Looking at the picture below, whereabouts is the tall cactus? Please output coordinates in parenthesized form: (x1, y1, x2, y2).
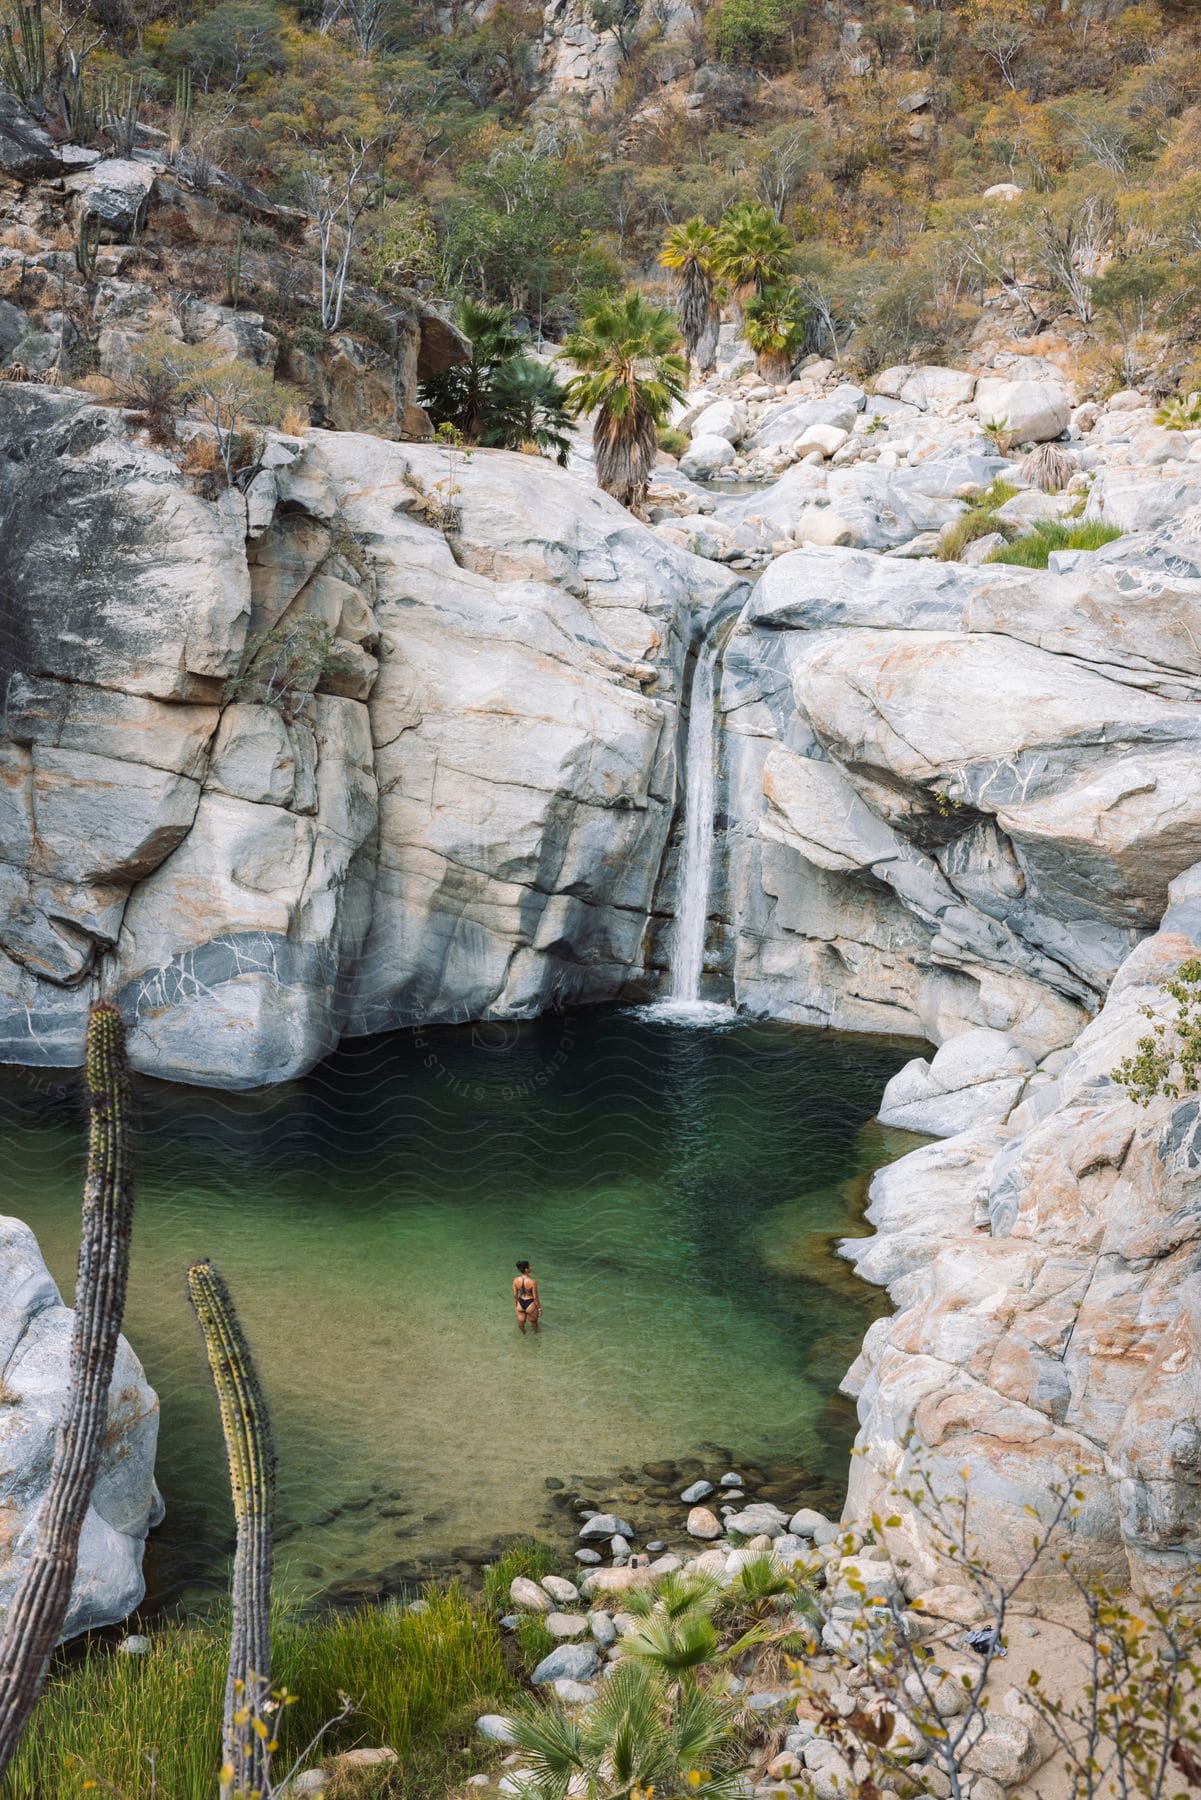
(0, 1003, 135, 1778)
(75, 211, 101, 280)
(187, 1260, 275, 1799)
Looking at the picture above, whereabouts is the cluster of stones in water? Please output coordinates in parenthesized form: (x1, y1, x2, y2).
(540, 1451, 830, 1572)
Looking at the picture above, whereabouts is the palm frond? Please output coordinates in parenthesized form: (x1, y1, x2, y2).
(621, 1611, 721, 1675)
(509, 1697, 586, 1785)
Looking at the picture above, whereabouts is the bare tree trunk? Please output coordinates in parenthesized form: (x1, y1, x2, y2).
(0, 1003, 135, 1779)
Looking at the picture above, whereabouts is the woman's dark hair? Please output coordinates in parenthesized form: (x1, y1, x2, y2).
(516, 1260, 530, 1273)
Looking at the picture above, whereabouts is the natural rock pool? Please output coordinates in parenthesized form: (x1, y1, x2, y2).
(0, 1011, 919, 1616)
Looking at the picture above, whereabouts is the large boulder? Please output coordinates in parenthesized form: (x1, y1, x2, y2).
(972, 377, 1070, 444)
(0, 91, 62, 180)
(897, 366, 976, 414)
(0, 1216, 161, 1637)
(679, 433, 735, 479)
(750, 389, 863, 449)
(64, 158, 157, 239)
(688, 398, 747, 444)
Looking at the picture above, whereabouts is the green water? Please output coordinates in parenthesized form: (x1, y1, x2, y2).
(0, 1011, 919, 1616)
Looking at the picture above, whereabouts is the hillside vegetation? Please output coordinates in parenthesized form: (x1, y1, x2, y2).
(3, 0, 1200, 395)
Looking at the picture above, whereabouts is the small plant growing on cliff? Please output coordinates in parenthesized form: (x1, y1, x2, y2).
(1111, 958, 1201, 1104)
(226, 614, 336, 719)
(430, 420, 470, 533)
(118, 333, 297, 480)
(981, 415, 1012, 455)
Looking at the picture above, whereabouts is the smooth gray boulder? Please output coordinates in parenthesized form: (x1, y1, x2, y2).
(679, 432, 735, 478)
(725, 1502, 789, 1537)
(973, 378, 1070, 443)
(878, 1028, 1035, 1136)
(476, 1714, 517, 1744)
(578, 1512, 633, 1539)
(0, 1216, 161, 1637)
(531, 1642, 599, 1684)
(688, 398, 747, 443)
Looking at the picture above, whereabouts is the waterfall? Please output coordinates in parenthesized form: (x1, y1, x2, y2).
(669, 637, 720, 1004)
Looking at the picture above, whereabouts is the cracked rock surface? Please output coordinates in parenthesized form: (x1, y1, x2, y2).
(0, 388, 741, 1086)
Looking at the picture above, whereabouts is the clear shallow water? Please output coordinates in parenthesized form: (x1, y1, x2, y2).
(0, 1012, 920, 1617)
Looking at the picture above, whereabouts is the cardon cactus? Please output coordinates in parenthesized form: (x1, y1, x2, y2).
(0, 1002, 135, 1778)
(187, 1260, 276, 1798)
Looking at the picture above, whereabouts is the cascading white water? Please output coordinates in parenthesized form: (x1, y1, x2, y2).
(669, 637, 720, 1003)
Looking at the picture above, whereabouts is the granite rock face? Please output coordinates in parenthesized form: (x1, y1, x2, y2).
(0, 1216, 162, 1636)
(841, 863, 1201, 1598)
(0, 387, 740, 1086)
(718, 533, 1201, 1058)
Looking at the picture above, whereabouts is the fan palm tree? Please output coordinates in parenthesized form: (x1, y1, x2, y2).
(742, 283, 808, 380)
(563, 292, 687, 513)
(419, 299, 525, 440)
(508, 1658, 745, 1800)
(660, 217, 722, 373)
(482, 357, 573, 464)
(713, 203, 793, 320)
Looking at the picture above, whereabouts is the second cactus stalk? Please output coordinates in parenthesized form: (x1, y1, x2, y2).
(187, 1259, 276, 1798)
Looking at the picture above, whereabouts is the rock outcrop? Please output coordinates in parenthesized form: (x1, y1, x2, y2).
(718, 527, 1201, 1060)
(841, 864, 1201, 1598)
(0, 385, 740, 1086)
(0, 1215, 162, 1635)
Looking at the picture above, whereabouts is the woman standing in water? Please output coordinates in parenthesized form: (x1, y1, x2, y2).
(513, 1260, 541, 1333)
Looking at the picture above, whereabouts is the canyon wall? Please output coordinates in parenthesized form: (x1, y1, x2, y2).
(0, 386, 740, 1088)
(719, 528, 1201, 1060)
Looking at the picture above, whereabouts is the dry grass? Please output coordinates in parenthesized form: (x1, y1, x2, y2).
(73, 373, 123, 403)
(180, 432, 221, 474)
(0, 1374, 20, 1406)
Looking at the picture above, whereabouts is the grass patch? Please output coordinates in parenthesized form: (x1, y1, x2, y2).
(935, 477, 1019, 562)
(657, 425, 690, 457)
(985, 520, 1123, 568)
(514, 1615, 557, 1671)
(5, 1587, 514, 1800)
(481, 1539, 561, 1615)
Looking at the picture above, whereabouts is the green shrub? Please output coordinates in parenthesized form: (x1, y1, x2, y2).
(1155, 394, 1201, 431)
(706, 0, 807, 67)
(1112, 958, 1201, 1104)
(935, 478, 1019, 562)
(985, 520, 1123, 568)
(657, 425, 690, 456)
